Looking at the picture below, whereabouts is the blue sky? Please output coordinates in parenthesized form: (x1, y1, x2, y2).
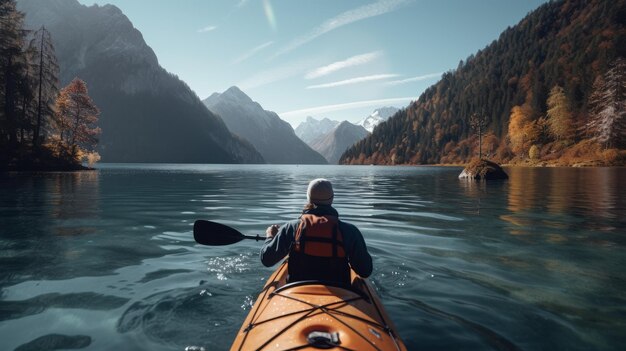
(77, 0, 547, 128)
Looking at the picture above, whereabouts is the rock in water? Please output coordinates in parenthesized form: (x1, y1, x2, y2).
(459, 159, 509, 180)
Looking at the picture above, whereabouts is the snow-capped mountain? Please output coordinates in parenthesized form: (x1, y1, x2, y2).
(203, 87, 327, 164)
(294, 116, 340, 144)
(357, 107, 400, 133)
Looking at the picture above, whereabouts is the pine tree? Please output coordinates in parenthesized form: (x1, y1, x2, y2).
(16, 48, 36, 143)
(29, 26, 59, 147)
(586, 58, 626, 149)
(0, 0, 28, 148)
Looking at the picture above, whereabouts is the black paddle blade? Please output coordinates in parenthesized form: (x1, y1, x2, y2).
(193, 220, 245, 246)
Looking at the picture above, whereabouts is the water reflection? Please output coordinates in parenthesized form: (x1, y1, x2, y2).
(1, 165, 625, 351)
(500, 167, 625, 237)
(507, 167, 622, 219)
(50, 172, 101, 236)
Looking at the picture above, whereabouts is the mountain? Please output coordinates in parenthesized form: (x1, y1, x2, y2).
(309, 121, 369, 164)
(341, 0, 625, 166)
(294, 116, 340, 144)
(17, 0, 264, 163)
(203, 87, 327, 164)
(356, 107, 400, 133)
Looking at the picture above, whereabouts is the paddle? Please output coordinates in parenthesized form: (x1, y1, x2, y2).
(193, 219, 267, 246)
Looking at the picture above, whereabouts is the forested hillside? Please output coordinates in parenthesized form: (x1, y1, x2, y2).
(341, 0, 625, 166)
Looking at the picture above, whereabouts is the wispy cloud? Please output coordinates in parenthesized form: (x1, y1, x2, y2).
(306, 74, 398, 89)
(238, 59, 317, 90)
(232, 41, 274, 65)
(280, 97, 414, 118)
(271, 0, 410, 59)
(385, 72, 443, 85)
(197, 25, 217, 33)
(305, 51, 383, 80)
(263, 0, 277, 32)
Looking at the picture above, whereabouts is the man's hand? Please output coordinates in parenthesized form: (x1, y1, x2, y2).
(266, 224, 279, 239)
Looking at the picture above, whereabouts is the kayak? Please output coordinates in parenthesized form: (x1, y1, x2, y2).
(230, 260, 407, 351)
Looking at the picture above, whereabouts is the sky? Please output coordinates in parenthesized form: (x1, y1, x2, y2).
(77, 0, 548, 128)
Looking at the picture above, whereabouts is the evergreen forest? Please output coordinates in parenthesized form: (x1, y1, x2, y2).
(341, 0, 626, 166)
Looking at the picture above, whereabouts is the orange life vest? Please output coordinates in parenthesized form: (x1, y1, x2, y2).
(294, 214, 345, 257)
(288, 214, 350, 284)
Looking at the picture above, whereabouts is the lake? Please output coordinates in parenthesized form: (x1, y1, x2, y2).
(1, 164, 625, 351)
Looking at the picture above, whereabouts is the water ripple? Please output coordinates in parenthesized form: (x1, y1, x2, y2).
(14, 334, 92, 351)
(2, 165, 625, 351)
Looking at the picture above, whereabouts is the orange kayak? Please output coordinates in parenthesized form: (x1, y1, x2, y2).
(230, 260, 407, 351)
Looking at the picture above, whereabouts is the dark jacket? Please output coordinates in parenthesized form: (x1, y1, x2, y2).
(260, 205, 373, 280)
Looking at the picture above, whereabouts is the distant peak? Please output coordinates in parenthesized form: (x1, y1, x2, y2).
(218, 86, 253, 103)
(371, 106, 399, 115)
(100, 3, 124, 15)
(338, 120, 353, 127)
(202, 92, 221, 107)
(206, 92, 220, 100)
(50, 0, 80, 6)
(224, 85, 245, 96)
(22, 0, 81, 11)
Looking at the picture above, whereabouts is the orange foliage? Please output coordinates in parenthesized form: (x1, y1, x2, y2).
(508, 105, 532, 156)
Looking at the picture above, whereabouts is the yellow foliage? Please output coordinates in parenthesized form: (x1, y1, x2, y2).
(84, 152, 101, 167)
(529, 144, 539, 159)
(508, 105, 532, 156)
(546, 85, 574, 141)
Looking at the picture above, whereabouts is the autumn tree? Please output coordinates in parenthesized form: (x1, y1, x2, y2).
(29, 26, 59, 147)
(546, 85, 574, 142)
(55, 78, 101, 161)
(586, 58, 626, 149)
(508, 105, 532, 156)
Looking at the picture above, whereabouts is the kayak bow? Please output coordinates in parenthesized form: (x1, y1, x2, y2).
(230, 260, 406, 351)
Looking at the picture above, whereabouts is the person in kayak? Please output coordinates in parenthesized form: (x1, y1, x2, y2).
(260, 178, 373, 284)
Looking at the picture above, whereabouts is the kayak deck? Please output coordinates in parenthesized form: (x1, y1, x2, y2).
(230, 261, 406, 351)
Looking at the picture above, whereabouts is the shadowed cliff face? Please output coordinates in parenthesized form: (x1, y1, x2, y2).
(17, 0, 264, 164)
(309, 121, 370, 164)
(204, 86, 327, 164)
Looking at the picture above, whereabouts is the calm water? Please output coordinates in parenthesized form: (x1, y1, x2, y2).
(1, 164, 625, 351)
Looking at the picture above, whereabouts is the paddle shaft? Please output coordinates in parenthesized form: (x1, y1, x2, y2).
(243, 234, 267, 241)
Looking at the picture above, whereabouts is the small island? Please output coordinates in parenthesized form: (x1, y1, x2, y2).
(1, 10, 100, 172)
(459, 159, 509, 180)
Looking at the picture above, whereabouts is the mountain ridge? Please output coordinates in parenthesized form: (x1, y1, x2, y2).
(310, 121, 369, 164)
(17, 0, 264, 163)
(203, 87, 327, 164)
(295, 116, 340, 144)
